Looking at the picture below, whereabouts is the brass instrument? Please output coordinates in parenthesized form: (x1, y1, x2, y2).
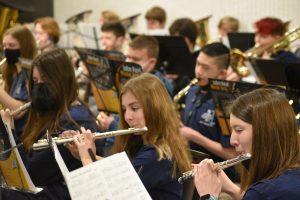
(173, 78, 198, 111)
(230, 27, 300, 77)
(33, 126, 148, 150)
(9, 102, 31, 116)
(195, 15, 212, 48)
(178, 153, 251, 184)
(0, 6, 18, 40)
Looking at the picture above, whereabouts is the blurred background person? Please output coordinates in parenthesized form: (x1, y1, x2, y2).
(145, 6, 169, 35)
(169, 17, 199, 53)
(253, 17, 299, 62)
(217, 16, 239, 47)
(100, 22, 126, 52)
(0, 25, 37, 137)
(99, 10, 120, 28)
(34, 16, 60, 53)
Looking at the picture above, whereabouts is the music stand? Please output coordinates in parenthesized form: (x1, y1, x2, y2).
(76, 48, 142, 113)
(0, 117, 41, 193)
(209, 78, 284, 136)
(228, 32, 255, 51)
(130, 33, 197, 78)
(252, 58, 300, 113)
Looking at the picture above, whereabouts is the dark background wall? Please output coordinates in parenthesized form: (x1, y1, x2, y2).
(0, 0, 53, 23)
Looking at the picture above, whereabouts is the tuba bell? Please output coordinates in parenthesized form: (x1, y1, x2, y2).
(230, 26, 300, 77)
(194, 15, 212, 48)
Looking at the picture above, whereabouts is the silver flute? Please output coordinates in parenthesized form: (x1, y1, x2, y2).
(33, 126, 148, 150)
(9, 102, 31, 116)
(178, 153, 251, 184)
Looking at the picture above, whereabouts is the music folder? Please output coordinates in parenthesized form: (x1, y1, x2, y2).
(0, 117, 42, 193)
(208, 78, 284, 136)
(51, 141, 152, 200)
(228, 32, 255, 51)
(130, 33, 197, 78)
(75, 48, 142, 113)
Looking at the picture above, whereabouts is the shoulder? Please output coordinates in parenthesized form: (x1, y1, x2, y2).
(244, 169, 300, 200)
(132, 145, 170, 167)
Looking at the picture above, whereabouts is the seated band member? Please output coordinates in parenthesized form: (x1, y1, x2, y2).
(254, 17, 299, 63)
(100, 22, 126, 52)
(180, 42, 237, 181)
(0, 25, 37, 137)
(34, 17, 60, 53)
(1, 49, 101, 200)
(66, 73, 192, 200)
(194, 88, 300, 200)
(145, 6, 169, 35)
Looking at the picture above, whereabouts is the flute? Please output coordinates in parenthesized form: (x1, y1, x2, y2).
(178, 153, 251, 184)
(9, 102, 31, 116)
(33, 126, 148, 150)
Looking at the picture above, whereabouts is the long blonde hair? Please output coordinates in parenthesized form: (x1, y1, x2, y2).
(113, 73, 191, 176)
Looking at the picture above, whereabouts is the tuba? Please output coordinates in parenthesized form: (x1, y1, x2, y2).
(230, 26, 300, 77)
(0, 6, 18, 41)
(194, 15, 212, 48)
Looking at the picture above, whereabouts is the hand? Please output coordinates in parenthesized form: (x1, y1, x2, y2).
(97, 112, 114, 131)
(194, 159, 221, 197)
(0, 109, 14, 129)
(61, 130, 81, 160)
(73, 127, 96, 166)
(226, 67, 241, 81)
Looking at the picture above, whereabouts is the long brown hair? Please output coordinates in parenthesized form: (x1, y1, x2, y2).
(22, 49, 78, 150)
(230, 88, 300, 191)
(113, 73, 191, 176)
(2, 25, 37, 92)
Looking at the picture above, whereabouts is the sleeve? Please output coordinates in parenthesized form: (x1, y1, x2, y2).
(131, 147, 172, 190)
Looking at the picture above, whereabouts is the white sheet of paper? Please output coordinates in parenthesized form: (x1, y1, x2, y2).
(51, 141, 70, 181)
(53, 148, 151, 200)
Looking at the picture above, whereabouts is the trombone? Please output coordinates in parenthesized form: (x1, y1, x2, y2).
(33, 127, 148, 150)
(230, 26, 300, 77)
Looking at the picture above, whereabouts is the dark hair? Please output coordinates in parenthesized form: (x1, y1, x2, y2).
(169, 18, 198, 45)
(22, 49, 78, 150)
(145, 6, 166, 24)
(129, 35, 159, 58)
(201, 42, 230, 69)
(101, 22, 126, 37)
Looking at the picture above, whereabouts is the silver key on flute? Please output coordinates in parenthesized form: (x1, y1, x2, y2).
(33, 127, 148, 150)
(178, 153, 251, 184)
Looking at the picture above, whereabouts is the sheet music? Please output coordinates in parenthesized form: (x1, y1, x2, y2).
(53, 150, 151, 200)
(51, 142, 69, 181)
(3, 122, 42, 193)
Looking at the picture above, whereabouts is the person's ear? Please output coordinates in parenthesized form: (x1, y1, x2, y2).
(217, 69, 227, 79)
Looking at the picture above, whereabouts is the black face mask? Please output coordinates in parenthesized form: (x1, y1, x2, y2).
(31, 83, 59, 114)
(4, 49, 21, 65)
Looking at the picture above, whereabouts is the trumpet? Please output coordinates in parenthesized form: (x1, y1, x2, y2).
(178, 153, 251, 184)
(33, 126, 148, 150)
(9, 102, 31, 116)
